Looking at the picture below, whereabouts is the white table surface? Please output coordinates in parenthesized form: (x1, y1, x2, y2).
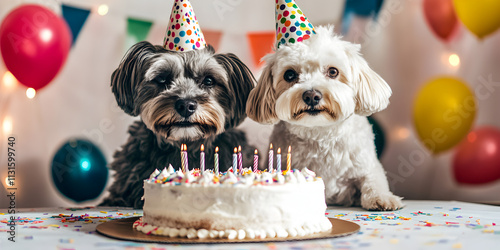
(1, 200, 499, 249)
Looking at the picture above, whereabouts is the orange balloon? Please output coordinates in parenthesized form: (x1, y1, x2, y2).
(423, 0, 459, 41)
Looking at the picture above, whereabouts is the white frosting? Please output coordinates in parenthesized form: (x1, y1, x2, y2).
(157, 167, 170, 180)
(209, 230, 218, 238)
(149, 169, 160, 180)
(169, 228, 179, 237)
(179, 228, 187, 237)
(167, 164, 175, 174)
(186, 228, 197, 239)
(135, 168, 332, 239)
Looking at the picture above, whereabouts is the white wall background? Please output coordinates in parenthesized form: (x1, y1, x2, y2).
(0, 0, 499, 208)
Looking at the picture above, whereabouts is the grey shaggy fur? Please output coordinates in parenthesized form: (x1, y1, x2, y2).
(100, 42, 256, 208)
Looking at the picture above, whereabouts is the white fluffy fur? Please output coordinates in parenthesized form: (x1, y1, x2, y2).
(248, 26, 403, 211)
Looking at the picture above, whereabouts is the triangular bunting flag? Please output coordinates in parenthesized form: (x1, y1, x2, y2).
(61, 4, 91, 46)
(126, 18, 153, 49)
(342, 0, 384, 34)
(247, 32, 275, 68)
(203, 30, 223, 51)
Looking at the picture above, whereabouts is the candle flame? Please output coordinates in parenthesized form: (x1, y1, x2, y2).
(277, 148, 281, 154)
(234, 147, 238, 153)
(288, 145, 291, 153)
(238, 145, 242, 152)
(215, 146, 219, 153)
(254, 149, 258, 154)
(200, 144, 204, 151)
(270, 143, 273, 150)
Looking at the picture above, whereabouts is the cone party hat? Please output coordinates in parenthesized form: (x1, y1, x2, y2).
(275, 0, 316, 48)
(164, 0, 206, 52)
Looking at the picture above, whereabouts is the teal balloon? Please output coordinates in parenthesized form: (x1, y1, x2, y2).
(51, 139, 108, 202)
(368, 116, 386, 159)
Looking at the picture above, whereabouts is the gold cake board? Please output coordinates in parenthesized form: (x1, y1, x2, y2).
(96, 217, 360, 244)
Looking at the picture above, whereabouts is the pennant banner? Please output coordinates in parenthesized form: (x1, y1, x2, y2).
(247, 32, 275, 68)
(203, 30, 223, 52)
(126, 18, 153, 50)
(342, 0, 384, 34)
(61, 4, 91, 45)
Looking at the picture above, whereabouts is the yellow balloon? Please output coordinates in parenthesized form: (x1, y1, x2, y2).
(453, 0, 500, 38)
(413, 77, 476, 154)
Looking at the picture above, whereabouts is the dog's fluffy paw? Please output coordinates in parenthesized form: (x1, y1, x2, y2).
(361, 192, 404, 211)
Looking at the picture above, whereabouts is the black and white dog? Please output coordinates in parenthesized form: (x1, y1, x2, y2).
(101, 41, 256, 208)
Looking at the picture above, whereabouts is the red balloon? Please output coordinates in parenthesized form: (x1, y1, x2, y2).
(0, 5, 71, 90)
(453, 127, 500, 185)
(423, 0, 459, 41)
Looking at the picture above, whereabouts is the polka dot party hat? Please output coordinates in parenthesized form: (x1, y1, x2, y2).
(275, 0, 316, 48)
(164, 0, 206, 52)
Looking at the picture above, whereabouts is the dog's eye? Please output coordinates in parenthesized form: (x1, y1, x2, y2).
(155, 77, 166, 84)
(153, 74, 169, 85)
(327, 67, 339, 79)
(284, 69, 298, 83)
(202, 76, 215, 87)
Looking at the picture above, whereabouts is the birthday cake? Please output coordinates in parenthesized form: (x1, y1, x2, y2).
(133, 166, 332, 239)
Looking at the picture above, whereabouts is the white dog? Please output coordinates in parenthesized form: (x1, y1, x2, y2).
(246, 26, 403, 211)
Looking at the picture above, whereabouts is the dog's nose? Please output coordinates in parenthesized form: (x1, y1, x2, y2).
(302, 90, 322, 106)
(175, 99, 198, 118)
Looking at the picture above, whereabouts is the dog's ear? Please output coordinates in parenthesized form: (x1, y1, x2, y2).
(111, 41, 157, 116)
(214, 53, 256, 128)
(246, 58, 279, 124)
(346, 44, 392, 116)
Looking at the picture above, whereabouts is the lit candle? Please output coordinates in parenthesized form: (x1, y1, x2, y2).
(277, 147, 282, 174)
(214, 146, 219, 175)
(233, 147, 238, 174)
(253, 149, 259, 173)
(200, 144, 205, 174)
(184, 144, 189, 172)
(286, 146, 292, 172)
(180, 144, 186, 173)
(238, 145, 243, 173)
(268, 143, 274, 173)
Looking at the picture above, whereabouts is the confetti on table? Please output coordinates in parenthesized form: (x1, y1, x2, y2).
(0, 201, 498, 249)
(0, 217, 45, 225)
(354, 213, 411, 221)
(411, 211, 432, 216)
(389, 238, 399, 244)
